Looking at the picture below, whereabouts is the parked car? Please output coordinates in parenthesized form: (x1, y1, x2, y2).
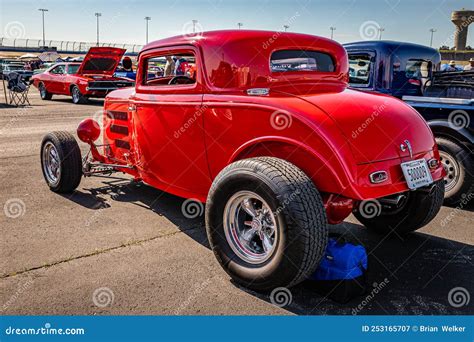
(30, 47, 134, 104)
(1, 63, 33, 81)
(344, 40, 473, 205)
(40, 30, 445, 290)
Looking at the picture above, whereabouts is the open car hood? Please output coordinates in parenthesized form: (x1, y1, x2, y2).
(76, 47, 126, 76)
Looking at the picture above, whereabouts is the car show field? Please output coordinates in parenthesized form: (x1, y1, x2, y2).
(1, 84, 472, 315)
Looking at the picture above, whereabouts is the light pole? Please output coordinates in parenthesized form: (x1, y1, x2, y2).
(145, 16, 151, 44)
(378, 27, 385, 40)
(283, 25, 289, 32)
(95, 12, 102, 46)
(38, 8, 48, 47)
(192, 19, 198, 33)
(429, 28, 436, 47)
(237, 22, 243, 30)
(330, 26, 336, 40)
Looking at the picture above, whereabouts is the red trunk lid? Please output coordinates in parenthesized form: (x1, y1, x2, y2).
(76, 47, 126, 76)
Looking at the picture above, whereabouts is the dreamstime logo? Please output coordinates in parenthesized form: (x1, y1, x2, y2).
(359, 21, 381, 40)
(352, 278, 390, 315)
(4, 21, 26, 39)
(358, 199, 381, 219)
(181, 21, 204, 38)
(92, 287, 115, 307)
(3, 198, 26, 218)
(181, 198, 204, 219)
(270, 287, 292, 307)
(440, 191, 473, 227)
(448, 110, 470, 131)
(270, 110, 292, 130)
(448, 287, 470, 308)
(91, 109, 113, 132)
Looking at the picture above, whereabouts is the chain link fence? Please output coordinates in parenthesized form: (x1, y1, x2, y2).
(0, 37, 143, 53)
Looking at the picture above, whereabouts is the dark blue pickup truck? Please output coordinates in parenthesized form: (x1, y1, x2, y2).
(344, 41, 473, 205)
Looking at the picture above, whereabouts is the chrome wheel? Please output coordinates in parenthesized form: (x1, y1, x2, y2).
(72, 87, 80, 103)
(223, 191, 278, 264)
(42, 141, 61, 186)
(439, 150, 460, 192)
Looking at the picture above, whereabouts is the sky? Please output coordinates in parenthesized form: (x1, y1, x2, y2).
(0, 0, 473, 48)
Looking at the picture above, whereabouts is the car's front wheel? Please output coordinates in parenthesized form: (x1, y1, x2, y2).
(41, 131, 82, 193)
(206, 157, 328, 291)
(354, 179, 444, 235)
(71, 85, 88, 104)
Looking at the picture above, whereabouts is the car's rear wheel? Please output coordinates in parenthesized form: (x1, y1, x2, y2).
(71, 85, 88, 104)
(38, 83, 52, 100)
(436, 137, 474, 206)
(206, 157, 328, 291)
(41, 131, 82, 193)
(354, 179, 444, 235)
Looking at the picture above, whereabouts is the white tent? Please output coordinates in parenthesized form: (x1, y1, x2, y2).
(38, 51, 61, 62)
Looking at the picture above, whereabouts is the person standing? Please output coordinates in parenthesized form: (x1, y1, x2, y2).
(164, 56, 175, 76)
(464, 58, 474, 71)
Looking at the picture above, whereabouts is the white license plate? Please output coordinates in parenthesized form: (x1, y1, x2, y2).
(401, 159, 433, 190)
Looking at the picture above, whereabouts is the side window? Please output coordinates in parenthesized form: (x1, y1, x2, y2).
(50, 65, 65, 74)
(143, 52, 196, 86)
(348, 54, 372, 85)
(405, 59, 431, 80)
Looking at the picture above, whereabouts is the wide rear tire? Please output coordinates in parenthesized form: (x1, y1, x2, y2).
(40, 131, 82, 193)
(354, 179, 444, 235)
(206, 157, 328, 291)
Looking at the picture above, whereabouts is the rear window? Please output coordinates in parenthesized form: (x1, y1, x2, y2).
(270, 50, 335, 72)
(82, 58, 117, 72)
(348, 53, 372, 85)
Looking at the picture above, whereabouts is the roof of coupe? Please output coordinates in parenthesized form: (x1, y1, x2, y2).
(141, 30, 350, 89)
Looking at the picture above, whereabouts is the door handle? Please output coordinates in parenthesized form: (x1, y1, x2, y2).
(128, 103, 137, 111)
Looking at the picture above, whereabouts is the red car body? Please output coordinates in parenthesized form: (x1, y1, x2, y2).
(79, 30, 444, 224)
(31, 47, 134, 102)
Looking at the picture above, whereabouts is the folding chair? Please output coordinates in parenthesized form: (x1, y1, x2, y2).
(6, 72, 30, 106)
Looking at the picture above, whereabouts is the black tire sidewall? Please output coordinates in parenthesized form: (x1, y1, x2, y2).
(41, 133, 64, 192)
(40, 132, 82, 193)
(208, 171, 309, 289)
(39, 83, 49, 100)
(354, 179, 445, 235)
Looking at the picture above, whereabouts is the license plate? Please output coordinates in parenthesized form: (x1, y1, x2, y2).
(401, 159, 433, 190)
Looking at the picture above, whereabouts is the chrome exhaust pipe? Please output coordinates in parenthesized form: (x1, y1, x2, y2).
(379, 194, 407, 207)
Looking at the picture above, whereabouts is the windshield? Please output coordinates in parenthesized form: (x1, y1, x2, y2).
(270, 50, 335, 72)
(67, 65, 80, 74)
(348, 54, 372, 85)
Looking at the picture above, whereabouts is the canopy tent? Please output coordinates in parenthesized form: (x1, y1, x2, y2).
(38, 51, 61, 62)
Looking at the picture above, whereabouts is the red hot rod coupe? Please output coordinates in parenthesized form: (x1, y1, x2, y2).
(40, 30, 445, 290)
(31, 47, 134, 104)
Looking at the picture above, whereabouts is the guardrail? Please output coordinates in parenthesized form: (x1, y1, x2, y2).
(0, 37, 144, 55)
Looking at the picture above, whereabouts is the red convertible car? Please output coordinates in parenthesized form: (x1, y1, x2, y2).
(31, 47, 134, 104)
(40, 30, 445, 291)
